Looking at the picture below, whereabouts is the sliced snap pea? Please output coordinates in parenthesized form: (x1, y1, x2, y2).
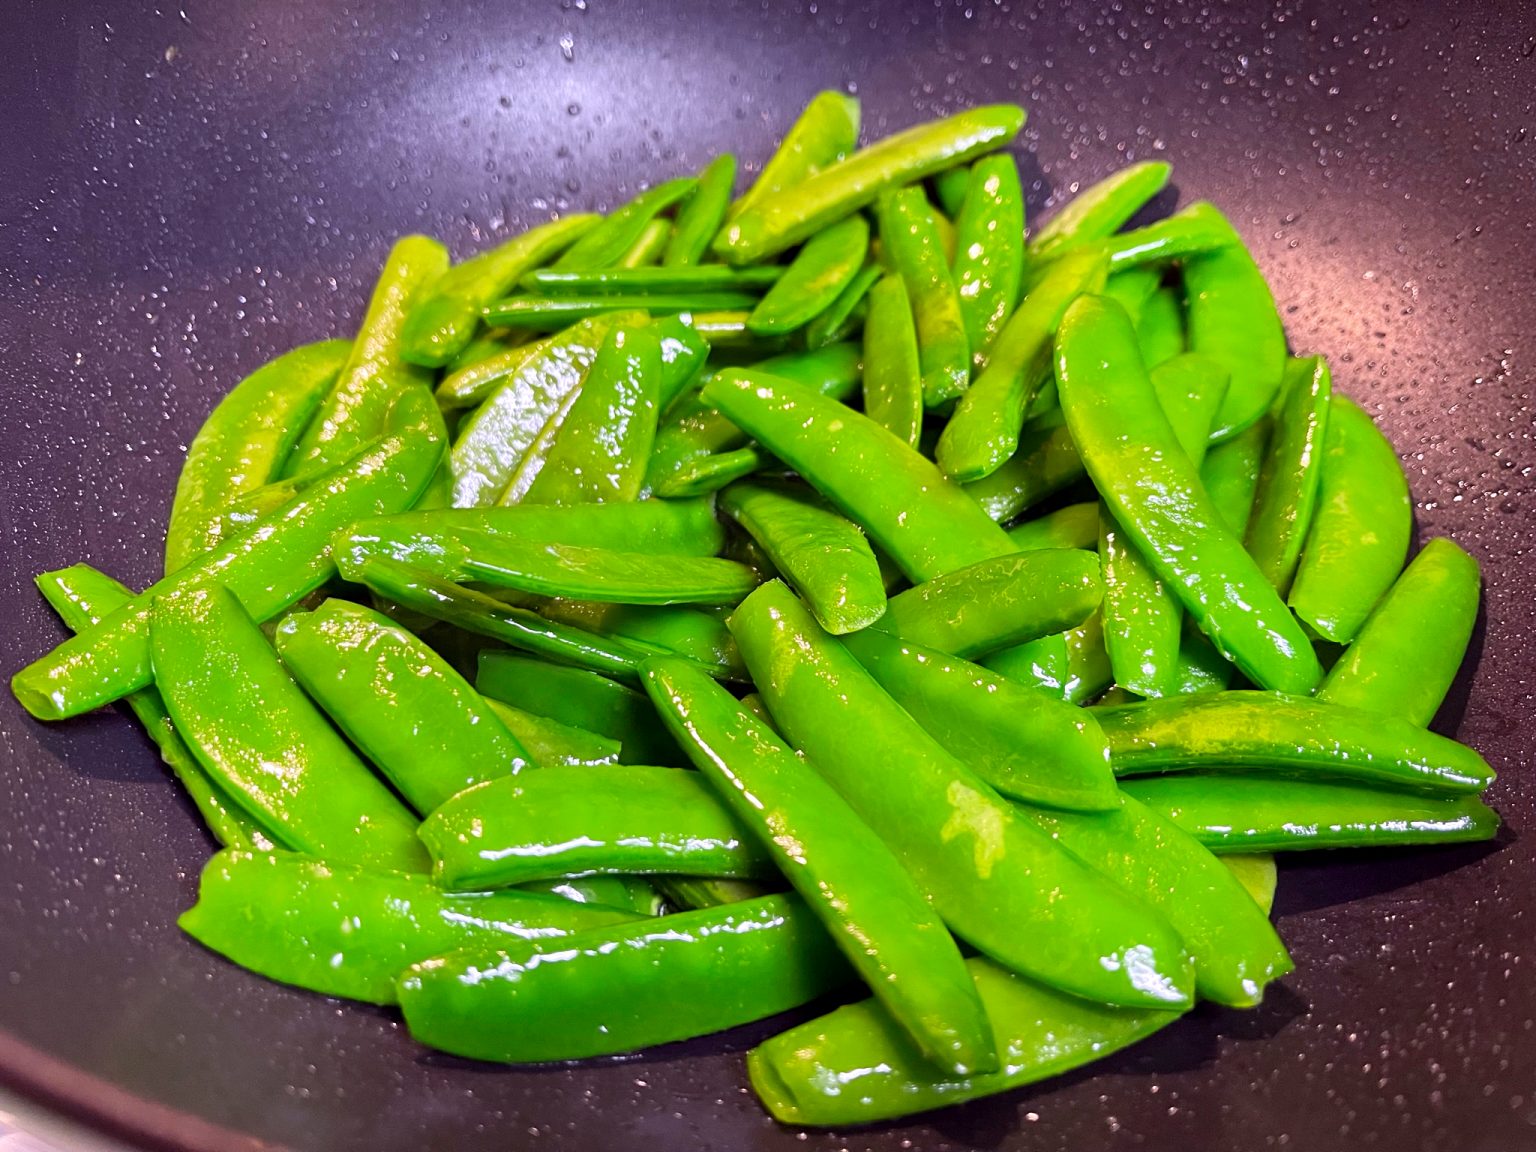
(483, 292, 758, 328)
(1137, 283, 1185, 368)
(664, 154, 739, 266)
(747, 214, 869, 335)
(877, 186, 971, 407)
(485, 699, 620, 767)
(951, 153, 1025, 367)
(962, 412, 1085, 522)
(860, 274, 924, 447)
(521, 265, 780, 296)
(1288, 395, 1413, 642)
(1006, 501, 1099, 552)
(730, 90, 861, 222)
(716, 105, 1025, 264)
(1096, 690, 1495, 795)
(1028, 160, 1171, 256)
(617, 218, 672, 268)
(1245, 356, 1332, 594)
(804, 262, 881, 349)
(552, 177, 698, 271)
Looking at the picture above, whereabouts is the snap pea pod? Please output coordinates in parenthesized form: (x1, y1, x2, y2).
(617, 218, 672, 268)
(522, 265, 780, 296)
(877, 186, 972, 407)
(35, 565, 269, 851)
(454, 536, 758, 606)
(446, 326, 527, 374)
(1222, 854, 1278, 911)
(644, 657, 996, 1076)
(483, 292, 758, 329)
(436, 328, 576, 411)
(420, 767, 773, 889)
(962, 412, 1086, 522)
(164, 340, 350, 572)
(1006, 501, 1099, 551)
(1183, 210, 1287, 441)
(663, 154, 739, 266)
(1028, 160, 1171, 256)
(401, 215, 599, 367)
(718, 480, 886, 634)
(1201, 416, 1269, 535)
(1137, 284, 1185, 367)
(519, 876, 664, 915)
(747, 214, 869, 335)
(931, 164, 972, 219)
(748, 954, 1183, 1126)
(840, 628, 1118, 812)
(981, 632, 1072, 697)
(656, 448, 764, 496)
(552, 177, 698, 272)
(653, 876, 776, 911)
(1101, 265, 1163, 322)
(1079, 200, 1237, 272)
(1096, 691, 1495, 795)
(180, 850, 638, 1005)
(715, 105, 1026, 264)
(1288, 395, 1413, 642)
(874, 550, 1103, 660)
(287, 235, 448, 474)
(195, 472, 321, 548)
(13, 393, 443, 721)
(534, 599, 747, 680)
(1122, 776, 1499, 853)
(1245, 356, 1332, 594)
(149, 585, 427, 872)
(732, 581, 1193, 1009)
(1059, 611, 1114, 704)
(1318, 538, 1480, 725)
(485, 699, 620, 767)
(476, 651, 683, 766)
(1056, 295, 1322, 695)
(937, 249, 1107, 482)
(398, 893, 852, 1063)
(804, 262, 881, 349)
(860, 274, 924, 446)
(729, 90, 861, 222)
(274, 599, 528, 813)
(702, 369, 1017, 582)
(952, 153, 1025, 366)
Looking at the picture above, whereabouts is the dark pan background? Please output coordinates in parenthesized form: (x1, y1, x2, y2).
(3, 1, 1535, 1149)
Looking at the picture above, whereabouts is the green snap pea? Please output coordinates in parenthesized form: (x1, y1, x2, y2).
(1137, 284, 1185, 367)
(485, 699, 620, 767)
(274, 599, 528, 813)
(1201, 414, 1269, 535)
(446, 327, 528, 374)
(1028, 160, 1171, 257)
(1221, 854, 1278, 911)
(1006, 501, 1099, 551)
(1056, 295, 1322, 695)
(401, 215, 598, 367)
(962, 412, 1086, 522)
(552, 177, 698, 271)
(1245, 356, 1332, 594)
(483, 292, 758, 329)
(719, 480, 886, 634)
(981, 632, 1073, 697)
(518, 876, 664, 916)
(180, 850, 638, 1005)
(1318, 538, 1481, 725)
(730, 90, 861, 222)
(398, 893, 851, 1063)
(534, 599, 747, 680)
(876, 185, 971, 407)
(1122, 776, 1500, 853)
(715, 105, 1026, 265)
(521, 265, 781, 296)
(656, 448, 764, 496)
(840, 628, 1118, 812)
(164, 340, 350, 572)
(287, 235, 448, 475)
(643, 657, 997, 1076)
(149, 585, 427, 872)
(951, 153, 1025, 366)
(937, 249, 1107, 482)
(1060, 611, 1113, 704)
(731, 581, 1193, 1009)
(420, 767, 773, 889)
(930, 164, 971, 219)
(701, 368, 1017, 582)
(747, 214, 869, 335)
(653, 876, 777, 911)
(617, 218, 672, 268)
(804, 262, 882, 349)
(1101, 265, 1163, 322)
(1096, 691, 1495, 795)
(664, 154, 739, 266)
(1288, 395, 1413, 642)
(860, 274, 924, 446)
(1085, 200, 1237, 272)
(453, 536, 758, 606)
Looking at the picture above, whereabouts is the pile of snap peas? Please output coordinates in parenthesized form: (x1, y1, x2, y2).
(12, 90, 1499, 1127)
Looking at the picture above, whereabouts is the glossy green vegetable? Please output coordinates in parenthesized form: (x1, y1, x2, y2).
(643, 657, 997, 1076)
(702, 369, 1017, 582)
(401, 215, 598, 367)
(860, 274, 924, 446)
(1201, 418, 1269, 535)
(164, 340, 350, 572)
(729, 90, 861, 222)
(962, 412, 1085, 522)
(747, 214, 868, 335)
(535, 599, 746, 680)
(982, 631, 1073, 697)
(1137, 284, 1185, 367)
(1006, 501, 1098, 551)
(731, 581, 1193, 1009)
(552, 177, 698, 271)
(452, 535, 758, 605)
(485, 699, 620, 767)
(931, 164, 971, 218)
(274, 599, 527, 813)
(715, 105, 1025, 264)
(1096, 691, 1495, 795)
(1056, 295, 1322, 695)
(483, 292, 757, 328)
(1221, 854, 1278, 911)
(877, 185, 971, 406)
(446, 326, 528, 374)
(1028, 161, 1171, 256)
(1086, 200, 1236, 271)
(1288, 395, 1413, 642)
(618, 218, 672, 268)
(1123, 776, 1499, 853)
(398, 894, 851, 1063)
(520, 876, 663, 915)
(149, 585, 427, 872)
(718, 480, 885, 634)
(952, 153, 1025, 366)
(420, 767, 772, 889)
(1245, 356, 1332, 594)
(653, 876, 775, 911)
(804, 262, 881, 349)
(664, 154, 739, 266)
(1318, 539, 1481, 725)
(180, 850, 637, 1004)
(522, 265, 780, 296)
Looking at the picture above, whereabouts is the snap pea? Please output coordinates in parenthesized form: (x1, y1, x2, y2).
(701, 368, 1017, 582)
(962, 411, 1086, 522)
(804, 262, 882, 349)
(731, 581, 1193, 1009)
(684, 310, 790, 352)
(552, 177, 698, 272)
(840, 628, 1118, 812)
(421, 767, 772, 889)
(1061, 611, 1113, 704)
(164, 340, 350, 572)
(747, 214, 869, 335)
(485, 699, 620, 767)
(1006, 501, 1099, 551)
(729, 90, 861, 222)
(931, 164, 971, 219)
(534, 599, 747, 680)
(1318, 538, 1480, 725)
(180, 850, 638, 1005)
(1137, 284, 1185, 367)
(273, 599, 528, 814)
(483, 292, 758, 329)
(1222, 854, 1278, 912)
(1096, 691, 1495, 795)
(1288, 395, 1413, 642)
(644, 657, 996, 1076)
(656, 448, 764, 496)
(522, 265, 780, 296)
(877, 186, 972, 406)
(617, 218, 672, 268)
(446, 326, 528, 374)
(981, 631, 1073, 698)
(1123, 776, 1499, 853)
(1082, 200, 1237, 272)
(1028, 160, 1171, 257)
(518, 876, 664, 916)
(287, 235, 448, 474)
(1056, 295, 1322, 695)
(951, 153, 1025, 366)
(397, 893, 851, 1063)
(860, 274, 924, 446)
(1245, 356, 1332, 594)
(715, 105, 1026, 264)
(653, 876, 776, 911)
(664, 154, 739, 266)
(718, 480, 885, 634)
(453, 536, 758, 605)
(1101, 265, 1163, 322)
(401, 215, 598, 367)
(149, 585, 427, 872)
(1201, 417, 1269, 535)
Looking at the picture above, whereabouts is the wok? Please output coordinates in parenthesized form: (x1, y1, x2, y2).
(1, 1, 1532, 1149)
